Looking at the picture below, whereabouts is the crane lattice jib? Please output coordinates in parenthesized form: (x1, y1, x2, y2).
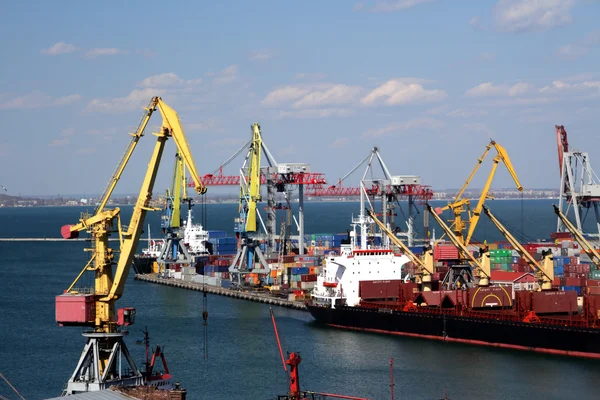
(464, 141, 523, 245)
(241, 123, 262, 233)
(156, 99, 207, 195)
(106, 99, 207, 303)
(553, 204, 600, 267)
(95, 97, 160, 214)
(483, 205, 553, 285)
(426, 204, 487, 277)
(367, 209, 429, 273)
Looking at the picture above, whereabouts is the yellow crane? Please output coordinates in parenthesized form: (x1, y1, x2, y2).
(553, 204, 600, 267)
(162, 152, 189, 233)
(437, 140, 523, 245)
(57, 96, 206, 394)
(426, 204, 491, 287)
(483, 205, 554, 290)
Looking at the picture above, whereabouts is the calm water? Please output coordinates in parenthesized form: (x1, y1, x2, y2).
(1, 201, 599, 400)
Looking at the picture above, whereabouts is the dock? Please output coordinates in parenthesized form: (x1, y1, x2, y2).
(0, 238, 151, 242)
(134, 274, 308, 311)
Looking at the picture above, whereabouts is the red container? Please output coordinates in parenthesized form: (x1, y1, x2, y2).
(56, 293, 95, 325)
(565, 277, 582, 287)
(587, 286, 600, 295)
(551, 232, 572, 239)
(359, 280, 403, 300)
(586, 279, 600, 287)
(434, 245, 459, 260)
(532, 290, 578, 314)
(515, 291, 533, 311)
(399, 282, 419, 302)
(301, 274, 317, 282)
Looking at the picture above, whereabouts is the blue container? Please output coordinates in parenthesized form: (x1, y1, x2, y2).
(208, 230, 228, 239)
(220, 279, 231, 289)
(563, 286, 581, 295)
(512, 256, 519, 264)
(554, 266, 564, 275)
(292, 267, 309, 275)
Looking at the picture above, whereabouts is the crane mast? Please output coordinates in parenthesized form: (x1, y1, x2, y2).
(57, 97, 206, 394)
(438, 140, 522, 245)
(554, 204, 600, 267)
(483, 206, 554, 290)
(366, 209, 435, 290)
(426, 204, 491, 286)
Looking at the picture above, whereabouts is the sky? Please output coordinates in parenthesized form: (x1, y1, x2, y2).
(1, 0, 600, 196)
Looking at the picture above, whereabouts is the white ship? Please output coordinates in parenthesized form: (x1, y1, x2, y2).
(311, 212, 411, 308)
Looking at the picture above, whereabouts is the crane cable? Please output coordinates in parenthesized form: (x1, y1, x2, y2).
(202, 281, 208, 360)
(0, 372, 25, 400)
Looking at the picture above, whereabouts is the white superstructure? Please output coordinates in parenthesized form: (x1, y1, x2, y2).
(182, 208, 210, 255)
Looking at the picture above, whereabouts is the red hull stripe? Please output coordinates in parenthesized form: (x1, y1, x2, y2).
(327, 324, 600, 360)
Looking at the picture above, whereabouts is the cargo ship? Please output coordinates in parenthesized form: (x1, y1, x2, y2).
(307, 206, 600, 359)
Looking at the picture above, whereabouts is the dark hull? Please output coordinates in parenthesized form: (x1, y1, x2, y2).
(133, 256, 156, 274)
(306, 304, 600, 359)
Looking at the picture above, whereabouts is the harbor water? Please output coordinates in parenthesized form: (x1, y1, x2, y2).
(1, 200, 600, 399)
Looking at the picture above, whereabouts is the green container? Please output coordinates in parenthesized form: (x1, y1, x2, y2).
(501, 263, 509, 270)
(591, 270, 600, 279)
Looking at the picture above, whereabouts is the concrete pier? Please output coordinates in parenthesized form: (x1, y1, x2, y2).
(134, 274, 308, 311)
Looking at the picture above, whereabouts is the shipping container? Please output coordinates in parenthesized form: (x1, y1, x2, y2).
(532, 290, 578, 314)
(359, 280, 403, 300)
(56, 293, 95, 325)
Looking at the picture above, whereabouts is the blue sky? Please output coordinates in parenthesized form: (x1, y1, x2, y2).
(1, 0, 600, 196)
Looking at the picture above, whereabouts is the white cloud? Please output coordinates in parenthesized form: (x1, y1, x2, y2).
(213, 65, 239, 85)
(465, 81, 533, 97)
(495, 0, 576, 32)
(556, 44, 588, 60)
(85, 88, 160, 113)
(355, 0, 436, 12)
(75, 147, 96, 155)
(361, 79, 447, 106)
(49, 138, 70, 147)
(139, 73, 202, 88)
(0, 92, 82, 109)
(292, 84, 362, 108)
(262, 86, 311, 106)
(280, 108, 353, 119)
(540, 80, 600, 94)
(469, 16, 483, 30)
(41, 42, 79, 55)
(249, 49, 272, 61)
(462, 122, 494, 136)
(330, 138, 349, 148)
(54, 94, 83, 106)
(85, 48, 126, 58)
(447, 108, 488, 118)
(48, 128, 76, 147)
(263, 83, 362, 110)
(479, 52, 496, 62)
(295, 72, 326, 81)
(363, 118, 444, 138)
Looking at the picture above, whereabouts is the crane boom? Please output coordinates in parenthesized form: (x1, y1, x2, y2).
(95, 97, 160, 214)
(426, 204, 491, 285)
(244, 123, 262, 232)
(483, 205, 553, 290)
(553, 204, 600, 267)
(438, 140, 522, 245)
(465, 141, 523, 245)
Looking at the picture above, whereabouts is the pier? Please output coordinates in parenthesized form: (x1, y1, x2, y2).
(134, 274, 308, 311)
(0, 238, 151, 242)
